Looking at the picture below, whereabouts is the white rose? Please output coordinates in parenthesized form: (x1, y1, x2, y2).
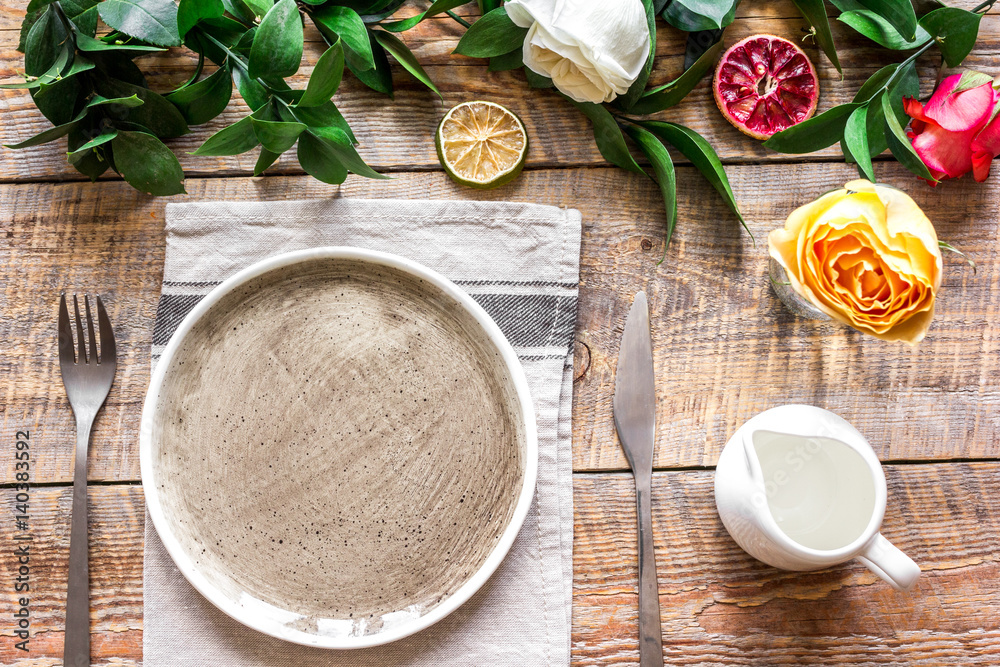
(505, 0, 650, 105)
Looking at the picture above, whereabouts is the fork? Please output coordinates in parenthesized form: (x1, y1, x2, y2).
(58, 294, 117, 667)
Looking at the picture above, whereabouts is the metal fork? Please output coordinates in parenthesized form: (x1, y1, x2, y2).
(58, 294, 117, 667)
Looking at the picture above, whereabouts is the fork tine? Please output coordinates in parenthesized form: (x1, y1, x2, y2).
(73, 295, 87, 363)
(96, 296, 116, 365)
(84, 296, 98, 364)
(58, 294, 76, 364)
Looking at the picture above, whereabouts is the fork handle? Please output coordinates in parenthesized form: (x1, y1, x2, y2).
(64, 417, 92, 667)
(635, 471, 663, 667)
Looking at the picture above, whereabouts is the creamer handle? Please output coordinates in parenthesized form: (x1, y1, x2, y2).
(858, 533, 920, 591)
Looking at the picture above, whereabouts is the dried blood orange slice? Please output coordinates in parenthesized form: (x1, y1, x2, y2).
(713, 34, 819, 140)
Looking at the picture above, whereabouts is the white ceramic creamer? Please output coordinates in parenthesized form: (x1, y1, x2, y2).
(714, 405, 920, 591)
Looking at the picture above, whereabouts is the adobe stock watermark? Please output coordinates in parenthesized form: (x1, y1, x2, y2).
(11, 430, 32, 652)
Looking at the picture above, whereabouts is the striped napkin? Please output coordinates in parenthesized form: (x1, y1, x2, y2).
(143, 198, 581, 666)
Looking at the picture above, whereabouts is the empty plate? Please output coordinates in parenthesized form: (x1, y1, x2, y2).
(140, 248, 537, 648)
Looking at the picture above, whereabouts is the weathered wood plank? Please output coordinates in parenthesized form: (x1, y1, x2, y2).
(573, 464, 1000, 665)
(1, 11, 997, 180)
(0, 485, 143, 667)
(1, 163, 997, 484)
(2, 464, 998, 665)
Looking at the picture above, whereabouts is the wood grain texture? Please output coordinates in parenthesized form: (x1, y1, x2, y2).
(0, 485, 142, 667)
(573, 464, 1000, 665)
(2, 464, 998, 665)
(0, 4, 997, 180)
(2, 163, 996, 484)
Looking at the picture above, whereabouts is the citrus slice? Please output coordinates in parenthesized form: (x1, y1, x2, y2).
(713, 34, 820, 140)
(436, 101, 528, 189)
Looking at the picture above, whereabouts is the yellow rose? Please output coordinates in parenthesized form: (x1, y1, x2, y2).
(768, 179, 942, 345)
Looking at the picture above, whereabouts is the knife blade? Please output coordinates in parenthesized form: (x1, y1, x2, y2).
(612, 291, 663, 667)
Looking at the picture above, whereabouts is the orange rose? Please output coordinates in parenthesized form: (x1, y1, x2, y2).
(768, 180, 942, 345)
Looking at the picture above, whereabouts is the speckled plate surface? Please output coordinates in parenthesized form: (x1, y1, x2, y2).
(140, 248, 537, 649)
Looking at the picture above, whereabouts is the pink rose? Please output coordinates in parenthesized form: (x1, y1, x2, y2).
(904, 73, 1000, 183)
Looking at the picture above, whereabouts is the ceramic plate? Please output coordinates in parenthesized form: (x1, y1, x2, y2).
(140, 248, 537, 648)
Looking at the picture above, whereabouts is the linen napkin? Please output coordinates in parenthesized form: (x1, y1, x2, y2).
(143, 198, 581, 666)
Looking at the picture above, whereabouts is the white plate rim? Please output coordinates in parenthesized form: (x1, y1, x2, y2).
(139, 246, 539, 649)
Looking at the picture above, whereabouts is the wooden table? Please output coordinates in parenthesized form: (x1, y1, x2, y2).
(2, 2, 999, 664)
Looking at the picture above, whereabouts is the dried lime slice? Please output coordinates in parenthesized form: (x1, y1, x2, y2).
(435, 101, 528, 189)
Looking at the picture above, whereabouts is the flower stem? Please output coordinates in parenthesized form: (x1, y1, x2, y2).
(973, 0, 996, 14)
(446, 10, 472, 28)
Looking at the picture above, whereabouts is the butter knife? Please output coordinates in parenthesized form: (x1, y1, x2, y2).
(612, 291, 663, 667)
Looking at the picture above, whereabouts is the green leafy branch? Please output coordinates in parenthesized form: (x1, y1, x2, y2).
(453, 0, 747, 250)
(770, 0, 993, 182)
(3, 0, 461, 194)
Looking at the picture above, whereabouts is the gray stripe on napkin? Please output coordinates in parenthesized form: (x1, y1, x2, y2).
(144, 198, 581, 666)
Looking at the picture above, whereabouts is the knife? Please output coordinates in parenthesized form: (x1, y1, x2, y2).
(613, 291, 663, 667)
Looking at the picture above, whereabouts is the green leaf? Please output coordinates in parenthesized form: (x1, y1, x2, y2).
(71, 147, 112, 180)
(919, 7, 982, 68)
(165, 65, 233, 125)
(627, 39, 724, 115)
(98, 0, 182, 47)
(488, 48, 523, 72)
(455, 8, 528, 58)
(373, 30, 441, 97)
(618, 0, 656, 111)
(297, 131, 348, 184)
(288, 100, 356, 144)
(952, 70, 993, 95)
(67, 129, 118, 161)
(307, 126, 390, 179)
(31, 75, 81, 125)
(886, 59, 918, 125)
(231, 62, 271, 110)
(254, 147, 282, 175)
(856, 0, 917, 41)
(881, 92, 934, 181)
(379, 0, 468, 31)
(3, 115, 83, 149)
(843, 104, 875, 181)
(248, 0, 304, 79)
(177, 0, 224, 38)
(569, 101, 643, 174)
(310, 6, 375, 72)
(191, 115, 260, 155)
(74, 32, 166, 53)
(839, 10, 930, 50)
(637, 120, 747, 229)
(67, 5, 99, 36)
(862, 90, 889, 158)
(243, 0, 274, 18)
(625, 125, 677, 245)
(221, 0, 254, 23)
(853, 63, 898, 102)
(764, 103, 862, 154)
(356, 0, 407, 23)
(793, 0, 842, 75)
(111, 130, 186, 195)
(24, 7, 66, 77)
(662, 0, 737, 31)
(349, 34, 393, 95)
(250, 117, 306, 152)
(300, 41, 344, 107)
(524, 69, 553, 89)
(93, 78, 189, 138)
(19, 8, 45, 53)
(87, 94, 145, 109)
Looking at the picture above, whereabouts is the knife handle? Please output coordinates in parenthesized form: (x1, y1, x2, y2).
(635, 472, 663, 667)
